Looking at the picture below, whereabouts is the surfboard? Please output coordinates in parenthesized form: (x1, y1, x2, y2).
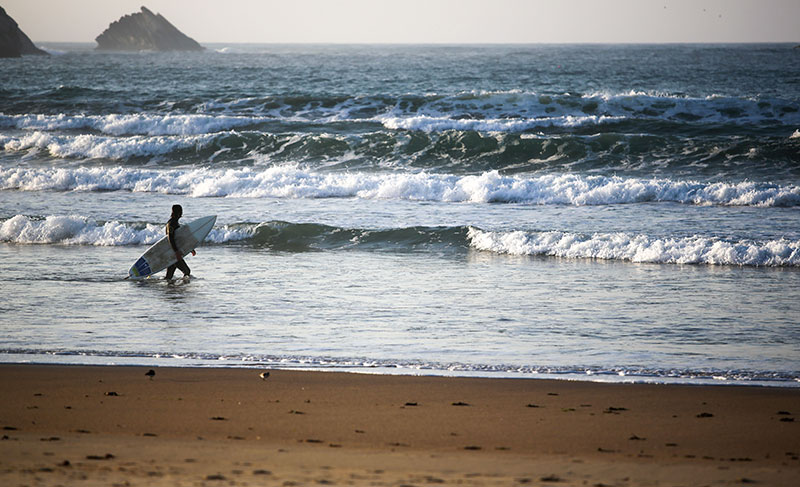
(128, 215, 216, 279)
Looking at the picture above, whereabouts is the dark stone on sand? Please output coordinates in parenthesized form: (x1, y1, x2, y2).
(0, 7, 48, 58)
(104, 391, 119, 396)
(451, 401, 470, 406)
(86, 453, 115, 460)
(696, 412, 714, 418)
(96, 6, 203, 52)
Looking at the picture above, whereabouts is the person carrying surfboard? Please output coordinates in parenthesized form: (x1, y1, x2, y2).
(165, 204, 195, 280)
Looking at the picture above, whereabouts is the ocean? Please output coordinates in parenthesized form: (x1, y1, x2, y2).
(1, 43, 798, 386)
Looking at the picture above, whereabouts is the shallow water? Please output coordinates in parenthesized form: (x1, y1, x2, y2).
(1, 43, 798, 385)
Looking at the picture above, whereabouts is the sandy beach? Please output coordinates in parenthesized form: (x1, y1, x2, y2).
(0, 364, 798, 486)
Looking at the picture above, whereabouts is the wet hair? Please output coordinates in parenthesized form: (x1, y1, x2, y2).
(171, 204, 183, 218)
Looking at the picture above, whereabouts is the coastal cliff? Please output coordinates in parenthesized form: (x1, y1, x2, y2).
(0, 6, 48, 58)
(95, 6, 203, 51)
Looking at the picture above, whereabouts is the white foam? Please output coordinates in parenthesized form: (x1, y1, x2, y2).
(0, 131, 217, 160)
(791, 129, 800, 139)
(0, 114, 267, 136)
(0, 215, 162, 245)
(2, 166, 798, 207)
(0, 215, 254, 246)
(374, 91, 800, 133)
(468, 228, 800, 267)
(378, 114, 623, 132)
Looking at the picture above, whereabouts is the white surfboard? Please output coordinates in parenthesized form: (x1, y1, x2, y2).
(128, 215, 216, 279)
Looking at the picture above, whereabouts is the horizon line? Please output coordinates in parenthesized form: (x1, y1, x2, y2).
(33, 40, 800, 46)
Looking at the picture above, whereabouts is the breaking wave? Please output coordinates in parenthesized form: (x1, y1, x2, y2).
(2, 215, 798, 267)
(3, 91, 798, 136)
(0, 215, 251, 246)
(2, 166, 798, 207)
(468, 228, 800, 267)
(0, 113, 271, 136)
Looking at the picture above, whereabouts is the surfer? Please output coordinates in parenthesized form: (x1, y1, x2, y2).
(165, 204, 194, 280)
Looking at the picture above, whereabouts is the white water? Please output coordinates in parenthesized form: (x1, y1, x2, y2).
(2, 166, 798, 207)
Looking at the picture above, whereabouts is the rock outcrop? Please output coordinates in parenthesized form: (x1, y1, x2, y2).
(0, 6, 49, 58)
(95, 6, 203, 52)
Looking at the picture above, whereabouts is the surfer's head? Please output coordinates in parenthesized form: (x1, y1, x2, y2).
(171, 204, 183, 219)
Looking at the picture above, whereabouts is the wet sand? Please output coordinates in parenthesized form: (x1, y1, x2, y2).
(1, 364, 798, 486)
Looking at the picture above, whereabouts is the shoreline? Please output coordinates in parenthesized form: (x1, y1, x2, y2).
(3, 357, 798, 389)
(2, 364, 799, 485)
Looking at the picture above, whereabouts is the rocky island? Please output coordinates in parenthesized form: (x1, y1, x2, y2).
(95, 6, 203, 52)
(0, 6, 49, 58)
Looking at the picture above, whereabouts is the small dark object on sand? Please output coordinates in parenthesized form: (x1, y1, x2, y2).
(452, 402, 470, 406)
(104, 392, 119, 396)
(697, 412, 714, 418)
(259, 372, 270, 380)
(145, 369, 155, 379)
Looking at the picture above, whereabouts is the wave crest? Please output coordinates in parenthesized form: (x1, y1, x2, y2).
(2, 166, 798, 207)
(3, 215, 798, 267)
(468, 228, 800, 267)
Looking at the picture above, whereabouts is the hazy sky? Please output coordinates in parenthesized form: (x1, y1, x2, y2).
(4, 0, 799, 44)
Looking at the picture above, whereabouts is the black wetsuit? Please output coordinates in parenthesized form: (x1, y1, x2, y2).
(165, 216, 190, 279)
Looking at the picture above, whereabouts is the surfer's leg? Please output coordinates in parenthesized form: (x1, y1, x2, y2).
(166, 263, 177, 280)
(176, 259, 190, 277)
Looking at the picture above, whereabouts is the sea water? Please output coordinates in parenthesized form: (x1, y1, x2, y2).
(1, 44, 798, 386)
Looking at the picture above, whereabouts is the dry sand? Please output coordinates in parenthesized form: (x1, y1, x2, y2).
(1, 364, 798, 486)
